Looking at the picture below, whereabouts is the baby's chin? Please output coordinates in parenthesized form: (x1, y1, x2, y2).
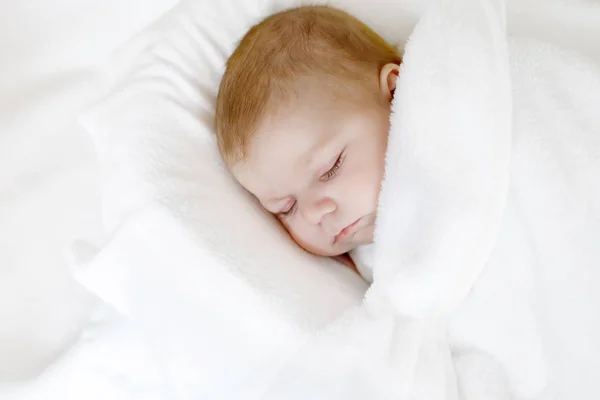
(297, 240, 354, 257)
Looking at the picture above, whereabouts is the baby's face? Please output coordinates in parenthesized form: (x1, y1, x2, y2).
(232, 82, 392, 256)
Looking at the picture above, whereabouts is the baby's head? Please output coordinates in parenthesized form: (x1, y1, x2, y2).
(216, 6, 401, 256)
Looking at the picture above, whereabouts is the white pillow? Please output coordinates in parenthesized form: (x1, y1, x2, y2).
(78, 0, 425, 397)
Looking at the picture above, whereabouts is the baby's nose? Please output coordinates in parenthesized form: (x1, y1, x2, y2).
(302, 197, 336, 226)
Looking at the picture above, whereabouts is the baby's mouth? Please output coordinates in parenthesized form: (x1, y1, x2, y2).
(333, 217, 362, 244)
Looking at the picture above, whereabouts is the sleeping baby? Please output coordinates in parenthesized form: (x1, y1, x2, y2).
(215, 5, 397, 279)
(215, 2, 600, 397)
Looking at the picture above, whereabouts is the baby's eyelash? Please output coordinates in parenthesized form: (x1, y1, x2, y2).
(320, 151, 345, 182)
(278, 201, 297, 219)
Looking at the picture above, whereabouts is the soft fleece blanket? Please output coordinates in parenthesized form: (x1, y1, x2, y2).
(263, 0, 600, 398)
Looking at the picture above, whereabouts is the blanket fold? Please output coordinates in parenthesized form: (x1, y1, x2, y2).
(264, 0, 600, 398)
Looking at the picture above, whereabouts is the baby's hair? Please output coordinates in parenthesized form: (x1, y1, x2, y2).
(215, 5, 401, 165)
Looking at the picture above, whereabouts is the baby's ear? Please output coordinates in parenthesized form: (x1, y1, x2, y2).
(379, 63, 400, 101)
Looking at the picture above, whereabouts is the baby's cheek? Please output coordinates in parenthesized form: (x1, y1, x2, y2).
(286, 217, 314, 249)
(354, 166, 383, 211)
(286, 221, 328, 255)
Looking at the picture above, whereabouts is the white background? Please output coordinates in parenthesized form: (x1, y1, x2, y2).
(0, 0, 178, 380)
(1, 0, 599, 387)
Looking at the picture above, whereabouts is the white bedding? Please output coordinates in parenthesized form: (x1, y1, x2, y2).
(263, 0, 600, 397)
(0, 0, 178, 382)
(2, 0, 600, 398)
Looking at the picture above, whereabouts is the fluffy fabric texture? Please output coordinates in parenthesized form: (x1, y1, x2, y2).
(260, 0, 600, 398)
(18, 0, 599, 398)
(70, 0, 391, 398)
(64, 0, 429, 398)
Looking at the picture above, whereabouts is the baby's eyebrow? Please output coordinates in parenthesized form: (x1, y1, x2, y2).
(307, 144, 328, 171)
(306, 135, 339, 173)
(262, 142, 323, 211)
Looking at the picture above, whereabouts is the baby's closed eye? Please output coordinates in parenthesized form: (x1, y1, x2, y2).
(319, 150, 345, 182)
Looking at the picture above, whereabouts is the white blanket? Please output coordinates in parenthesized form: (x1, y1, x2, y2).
(13, 0, 599, 398)
(263, 0, 600, 398)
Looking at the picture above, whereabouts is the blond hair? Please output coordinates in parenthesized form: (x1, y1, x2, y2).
(215, 5, 401, 165)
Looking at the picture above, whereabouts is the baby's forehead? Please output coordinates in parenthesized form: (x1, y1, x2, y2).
(244, 126, 319, 173)
(233, 121, 331, 198)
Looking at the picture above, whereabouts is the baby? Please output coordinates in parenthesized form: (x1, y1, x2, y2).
(216, 6, 400, 269)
